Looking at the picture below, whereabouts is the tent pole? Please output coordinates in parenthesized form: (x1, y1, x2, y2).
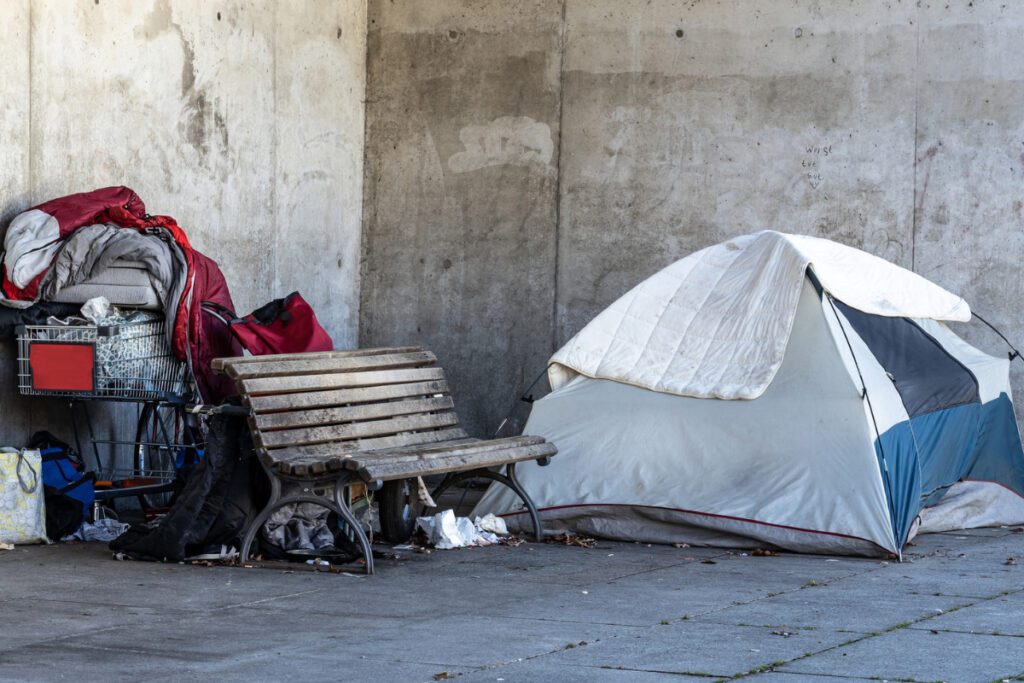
(826, 294, 903, 560)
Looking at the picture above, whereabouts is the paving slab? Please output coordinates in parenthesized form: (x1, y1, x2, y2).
(823, 558, 1024, 599)
(0, 597, 193, 650)
(548, 619, 857, 679)
(905, 529, 1022, 557)
(309, 612, 641, 669)
(455, 542, 715, 586)
(781, 628, 1024, 682)
(458, 660, 711, 682)
(476, 571, 765, 627)
(906, 590, 1024, 636)
(1, 596, 637, 676)
(471, 552, 879, 628)
(746, 673, 876, 681)
(239, 562, 575, 619)
(0, 543, 335, 611)
(701, 582, 974, 633)
(612, 555, 875, 608)
(0, 641, 469, 683)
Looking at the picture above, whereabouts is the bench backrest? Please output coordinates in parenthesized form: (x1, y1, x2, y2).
(211, 347, 469, 466)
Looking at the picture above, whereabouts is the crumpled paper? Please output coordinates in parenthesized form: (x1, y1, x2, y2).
(475, 513, 508, 535)
(415, 510, 509, 549)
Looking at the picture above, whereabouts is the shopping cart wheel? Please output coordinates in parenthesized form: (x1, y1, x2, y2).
(133, 401, 201, 512)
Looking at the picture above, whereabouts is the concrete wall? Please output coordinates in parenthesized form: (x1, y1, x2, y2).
(0, 0, 367, 446)
(362, 0, 1024, 434)
(361, 2, 563, 435)
(2, 1, 1020, 445)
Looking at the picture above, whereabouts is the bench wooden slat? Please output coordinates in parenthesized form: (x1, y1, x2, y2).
(212, 346, 423, 372)
(360, 443, 558, 481)
(224, 350, 437, 380)
(266, 429, 472, 468)
(255, 396, 455, 431)
(248, 380, 450, 414)
(272, 454, 344, 476)
(259, 411, 460, 449)
(268, 440, 482, 472)
(346, 428, 471, 453)
(241, 367, 446, 396)
(344, 435, 546, 471)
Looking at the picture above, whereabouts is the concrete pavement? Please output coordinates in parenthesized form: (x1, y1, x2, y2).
(0, 528, 1022, 682)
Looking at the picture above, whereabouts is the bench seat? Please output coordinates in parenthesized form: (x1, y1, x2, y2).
(212, 347, 556, 574)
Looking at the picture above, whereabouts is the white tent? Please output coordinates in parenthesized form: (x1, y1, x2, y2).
(475, 231, 1024, 557)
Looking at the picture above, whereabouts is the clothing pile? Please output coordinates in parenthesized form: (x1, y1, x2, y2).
(2, 188, 338, 559)
(1, 186, 239, 400)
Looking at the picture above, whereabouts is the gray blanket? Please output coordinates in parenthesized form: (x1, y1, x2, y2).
(40, 223, 188, 347)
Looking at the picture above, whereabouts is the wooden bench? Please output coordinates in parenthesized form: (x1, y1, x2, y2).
(211, 347, 557, 573)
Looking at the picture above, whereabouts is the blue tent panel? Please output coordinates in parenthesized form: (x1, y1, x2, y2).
(834, 300, 980, 417)
(964, 393, 1024, 495)
(876, 394, 1024, 548)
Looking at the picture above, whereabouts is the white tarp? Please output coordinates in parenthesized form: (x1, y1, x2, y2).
(549, 231, 971, 401)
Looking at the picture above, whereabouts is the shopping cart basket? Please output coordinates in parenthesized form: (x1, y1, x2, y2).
(16, 315, 193, 512)
(17, 316, 187, 401)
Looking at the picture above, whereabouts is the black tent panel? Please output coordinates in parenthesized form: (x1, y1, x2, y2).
(833, 300, 979, 418)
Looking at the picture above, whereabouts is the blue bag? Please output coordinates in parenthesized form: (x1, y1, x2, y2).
(40, 448, 96, 518)
(28, 432, 95, 520)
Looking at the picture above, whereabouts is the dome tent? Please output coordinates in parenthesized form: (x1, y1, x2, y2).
(474, 231, 1024, 557)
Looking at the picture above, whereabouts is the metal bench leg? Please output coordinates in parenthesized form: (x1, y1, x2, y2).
(238, 473, 374, 574)
(240, 470, 282, 563)
(334, 480, 374, 575)
(506, 462, 544, 542)
(428, 463, 545, 542)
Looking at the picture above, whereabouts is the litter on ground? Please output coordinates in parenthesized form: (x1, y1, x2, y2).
(545, 533, 598, 548)
(415, 510, 510, 549)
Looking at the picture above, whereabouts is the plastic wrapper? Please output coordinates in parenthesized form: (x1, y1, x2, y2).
(415, 509, 508, 549)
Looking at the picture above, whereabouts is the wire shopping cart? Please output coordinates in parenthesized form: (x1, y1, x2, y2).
(16, 314, 199, 512)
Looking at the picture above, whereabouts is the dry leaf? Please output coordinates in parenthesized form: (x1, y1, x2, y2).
(546, 533, 597, 548)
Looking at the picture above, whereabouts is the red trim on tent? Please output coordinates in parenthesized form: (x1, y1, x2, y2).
(501, 502, 890, 551)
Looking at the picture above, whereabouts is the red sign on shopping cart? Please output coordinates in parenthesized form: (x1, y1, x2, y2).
(29, 342, 96, 392)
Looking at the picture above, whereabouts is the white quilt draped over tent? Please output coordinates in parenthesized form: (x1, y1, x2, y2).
(549, 230, 971, 400)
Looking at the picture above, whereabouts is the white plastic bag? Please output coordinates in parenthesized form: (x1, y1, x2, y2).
(80, 296, 113, 324)
(0, 448, 47, 545)
(474, 513, 508, 535)
(415, 509, 507, 549)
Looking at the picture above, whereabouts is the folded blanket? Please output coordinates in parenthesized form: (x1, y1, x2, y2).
(41, 224, 187, 347)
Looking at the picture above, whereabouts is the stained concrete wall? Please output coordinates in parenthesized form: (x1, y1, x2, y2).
(361, 2, 563, 435)
(0, 0, 367, 445)
(3, 1, 1020, 445)
(362, 0, 1024, 434)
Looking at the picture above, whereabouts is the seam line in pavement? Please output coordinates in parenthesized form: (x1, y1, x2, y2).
(733, 586, 1024, 680)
